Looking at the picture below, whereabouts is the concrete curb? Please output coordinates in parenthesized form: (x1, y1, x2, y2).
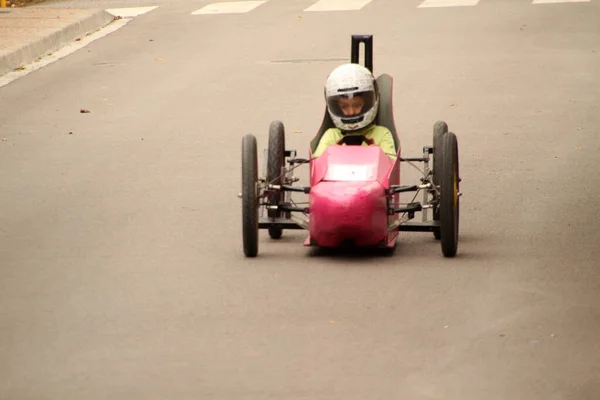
(0, 9, 115, 76)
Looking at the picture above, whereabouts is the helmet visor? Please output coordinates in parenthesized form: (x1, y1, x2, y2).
(327, 91, 376, 119)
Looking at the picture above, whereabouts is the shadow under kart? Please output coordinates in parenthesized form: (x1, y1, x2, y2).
(240, 34, 461, 258)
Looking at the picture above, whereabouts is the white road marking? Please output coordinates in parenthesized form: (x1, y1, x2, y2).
(304, 0, 373, 12)
(532, 0, 590, 3)
(191, 1, 266, 15)
(105, 6, 158, 18)
(0, 18, 131, 88)
(418, 0, 480, 8)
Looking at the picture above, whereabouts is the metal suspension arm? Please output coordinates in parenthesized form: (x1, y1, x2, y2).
(267, 204, 309, 213)
(269, 184, 310, 194)
(388, 185, 419, 194)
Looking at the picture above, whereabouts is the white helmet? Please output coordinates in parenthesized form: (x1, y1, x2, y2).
(325, 63, 379, 132)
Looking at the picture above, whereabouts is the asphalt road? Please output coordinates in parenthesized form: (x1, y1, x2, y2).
(1, 0, 599, 399)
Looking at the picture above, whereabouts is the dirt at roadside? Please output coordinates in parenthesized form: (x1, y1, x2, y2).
(3, 0, 47, 7)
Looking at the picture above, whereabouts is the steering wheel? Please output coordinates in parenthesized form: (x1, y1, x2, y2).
(337, 134, 368, 146)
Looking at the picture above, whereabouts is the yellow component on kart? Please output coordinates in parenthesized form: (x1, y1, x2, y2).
(453, 170, 458, 207)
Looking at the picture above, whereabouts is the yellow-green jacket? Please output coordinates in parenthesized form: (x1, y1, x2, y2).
(312, 124, 397, 160)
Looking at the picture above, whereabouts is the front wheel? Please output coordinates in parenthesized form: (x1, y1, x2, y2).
(432, 120, 448, 240)
(439, 132, 459, 257)
(268, 226, 282, 239)
(242, 134, 259, 257)
(267, 121, 286, 224)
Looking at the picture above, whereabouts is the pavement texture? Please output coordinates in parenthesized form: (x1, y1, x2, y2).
(1, 0, 599, 399)
(0, 7, 114, 76)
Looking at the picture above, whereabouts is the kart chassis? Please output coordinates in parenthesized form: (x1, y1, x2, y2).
(241, 34, 461, 257)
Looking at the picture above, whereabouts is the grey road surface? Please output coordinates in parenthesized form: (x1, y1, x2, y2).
(1, 0, 599, 399)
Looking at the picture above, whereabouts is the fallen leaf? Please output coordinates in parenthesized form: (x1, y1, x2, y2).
(80, 109, 91, 113)
(14, 66, 26, 71)
(450, 103, 455, 107)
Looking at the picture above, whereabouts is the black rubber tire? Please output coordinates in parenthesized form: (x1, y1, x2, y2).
(439, 132, 459, 257)
(268, 226, 283, 239)
(242, 134, 259, 257)
(267, 121, 286, 227)
(432, 120, 448, 240)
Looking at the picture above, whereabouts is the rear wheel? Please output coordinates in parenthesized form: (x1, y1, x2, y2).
(242, 134, 259, 257)
(432, 120, 448, 240)
(267, 121, 286, 239)
(439, 132, 459, 257)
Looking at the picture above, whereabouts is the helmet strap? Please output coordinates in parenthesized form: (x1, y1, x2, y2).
(340, 121, 375, 135)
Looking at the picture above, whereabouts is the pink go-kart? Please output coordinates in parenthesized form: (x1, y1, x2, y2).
(240, 35, 461, 258)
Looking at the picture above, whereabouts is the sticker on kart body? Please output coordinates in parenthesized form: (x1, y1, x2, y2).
(325, 164, 375, 181)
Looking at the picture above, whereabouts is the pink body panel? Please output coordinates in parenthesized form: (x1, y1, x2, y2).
(308, 145, 401, 247)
